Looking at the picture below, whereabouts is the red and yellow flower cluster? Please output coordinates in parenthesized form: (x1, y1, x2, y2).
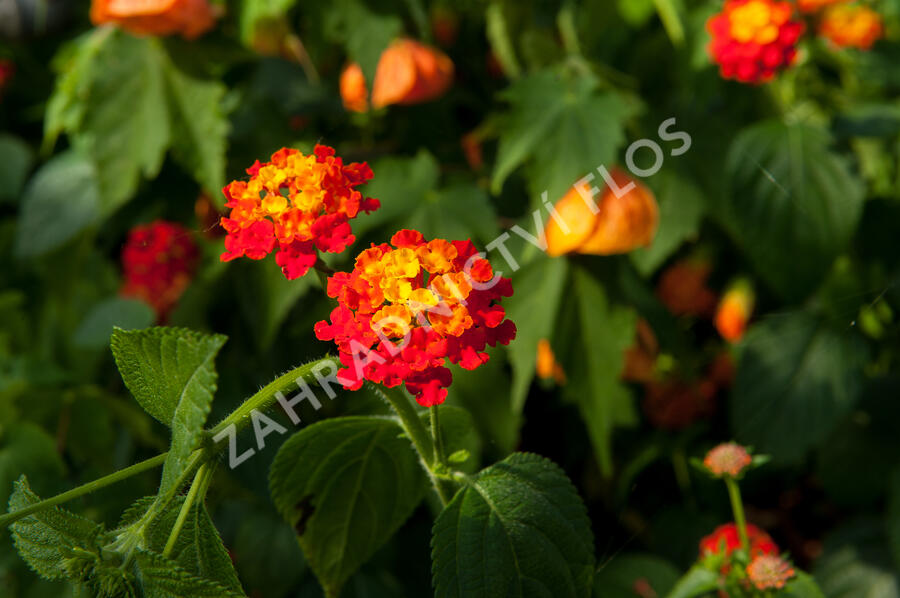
(340, 39, 454, 112)
(707, 0, 805, 84)
(704, 442, 753, 477)
(819, 4, 883, 50)
(120, 220, 199, 320)
(700, 522, 779, 560)
(90, 0, 217, 39)
(315, 230, 516, 406)
(220, 145, 379, 280)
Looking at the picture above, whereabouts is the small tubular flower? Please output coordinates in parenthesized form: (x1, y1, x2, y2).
(715, 280, 755, 343)
(220, 145, 379, 280)
(341, 39, 454, 112)
(656, 258, 718, 317)
(746, 554, 796, 590)
(314, 230, 516, 407)
(707, 0, 805, 84)
(545, 169, 658, 257)
(704, 442, 752, 477)
(699, 523, 779, 559)
(90, 0, 217, 39)
(120, 220, 199, 320)
(819, 4, 883, 50)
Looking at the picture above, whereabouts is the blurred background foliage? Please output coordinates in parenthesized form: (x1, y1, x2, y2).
(2, 0, 900, 596)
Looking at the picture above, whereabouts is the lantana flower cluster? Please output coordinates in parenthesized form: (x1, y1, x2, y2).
(314, 229, 516, 406)
(818, 4, 883, 50)
(707, 0, 805, 84)
(120, 220, 199, 320)
(220, 145, 379, 280)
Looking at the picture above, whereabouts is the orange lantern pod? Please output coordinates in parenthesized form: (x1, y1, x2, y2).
(715, 280, 755, 343)
(340, 63, 369, 113)
(372, 39, 454, 108)
(656, 258, 718, 317)
(91, 0, 216, 39)
(545, 168, 658, 257)
(819, 4, 883, 50)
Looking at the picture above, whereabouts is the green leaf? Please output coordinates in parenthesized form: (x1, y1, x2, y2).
(722, 120, 865, 299)
(163, 62, 228, 197)
(492, 69, 631, 201)
(14, 150, 101, 258)
(239, 0, 297, 44)
(593, 553, 679, 598)
(269, 416, 428, 597)
(731, 313, 868, 464)
(403, 184, 500, 246)
(0, 134, 34, 204)
(630, 170, 705, 275)
(110, 327, 226, 495)
(421, 405, 483, 473)
(664, 564, 719, 598)
(814, 520, 899, 598)
(504, 255, 569, 413)
(8, 477, 104, 581)
(73, 297, 156, 350)
(143, 497, 243, 594)
(564, 267, 638, 475)
(135, 549, 246, 598)
(785, 572, 826, 598)
(432, 452, 594, 598)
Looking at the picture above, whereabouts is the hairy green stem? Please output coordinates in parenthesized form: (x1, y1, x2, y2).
(369, 384, 434, 466)
(725, 477, 750, 553)
(430, 406, 446, 467)
(162, 462, 215, 559)
(0, 452, 168, 529)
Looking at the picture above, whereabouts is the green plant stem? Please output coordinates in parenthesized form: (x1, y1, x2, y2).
(557, 2, 582, 56)
(430, 405, 446, 467)
(725, 477, 750, 553)
(369, 384, 434, 467)
(0, 452, 168, 529)
(652, 0, 685, 46)
(162, 462, 215, 559)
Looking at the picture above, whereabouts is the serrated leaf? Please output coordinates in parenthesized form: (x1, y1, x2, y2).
(492, 69, 631, 201)
(431, 452, 594, 598)
(110, 327, 226, 495)
(505, 255, 569, 413)
(0, 134, 34, 204)
(163, 62, 228, 197)
(564, 268, 638, 476)
(8, 477, 104, 581)
(731, 314, 868, 464)
(630, 171, 705, 275)
(722, 120, 865, 300)
(135, 549, 246, 598)
(14, 150, 101, 258)
(143, 497, 243, 594)
(269, 416, 428, 597)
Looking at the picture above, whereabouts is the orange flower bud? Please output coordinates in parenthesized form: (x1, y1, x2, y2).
(371, 39, 453, 109)
(536, 339, 566, 385)
(90, 0, 217, 39)
(545, 169, 658, 257)
(340, 63, 369, 113)
(819, 4, 883, 50)
(622, 319, 658, 384)
(656, 258, 718, 317)
(714, 281, 755, 343)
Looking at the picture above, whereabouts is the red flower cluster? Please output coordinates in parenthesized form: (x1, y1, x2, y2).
(700, 523, 779, 559)
(120, 220, 199, 320)
(220, 145, 379, 280)
(314, 230, 516, 406)
(707, 0, 805, 84)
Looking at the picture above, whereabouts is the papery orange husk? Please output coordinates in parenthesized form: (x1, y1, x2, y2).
(536, 339, 566, 385)
(656, 258, 719, 317)
(545, 168, 658, 257)
(819, 4, 883, 50)
(371, 39, 454, 108)
(340, 63, 369, 113)
(91, 0, 216, 39)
